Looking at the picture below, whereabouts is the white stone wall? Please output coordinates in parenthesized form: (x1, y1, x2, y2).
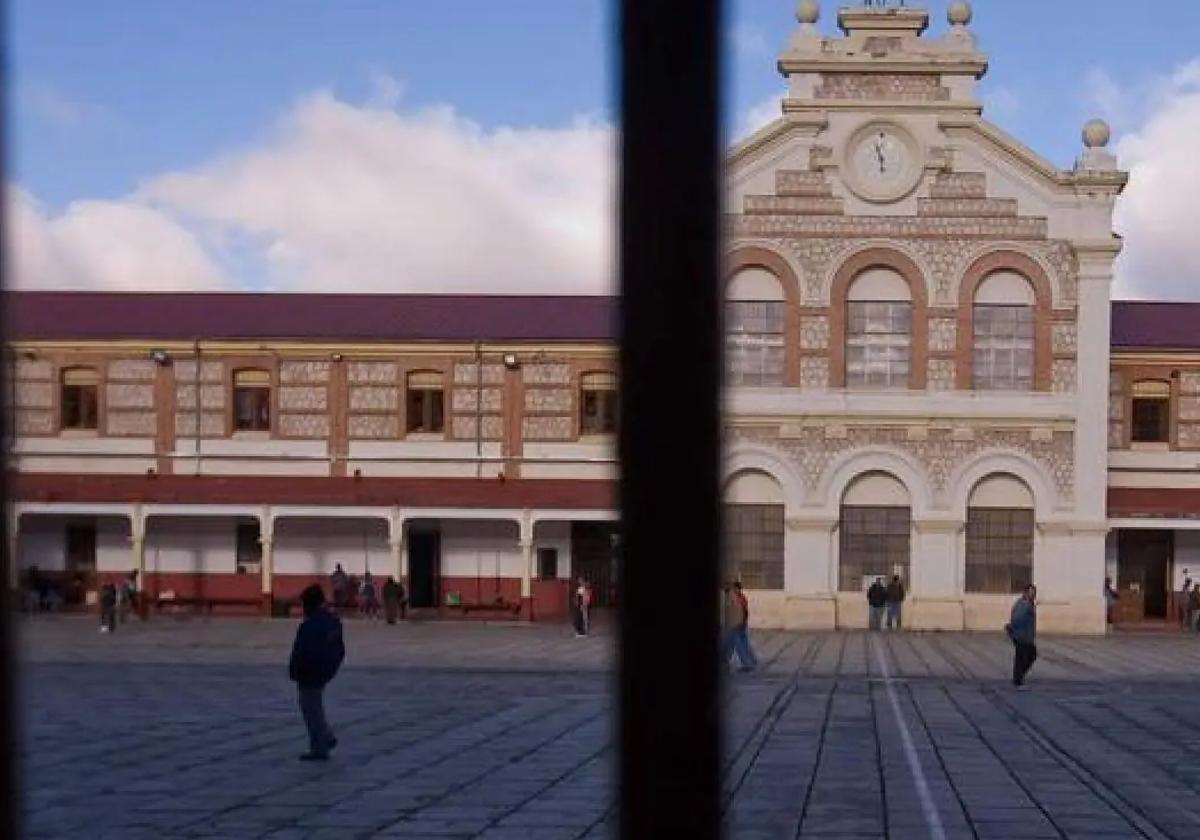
(273, 518, 390, 576)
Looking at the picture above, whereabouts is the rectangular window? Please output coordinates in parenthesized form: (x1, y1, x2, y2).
(845, 301, 911, 388)
(537, 547, 558, 580)
(235, 520, 262, 575)
(581, 374, 618, 435)
(838, 506, 910, 592)
(406, 388, 445, 433)
(233, 370, 271, 432)
(725, 301, 784, 387)
(1131, 397, 1170, 443)
(965, 508, 1034, 594)
(973, 304, 1034, 390)
(723, 504, 784, 590)
(61, 385, 99, 430)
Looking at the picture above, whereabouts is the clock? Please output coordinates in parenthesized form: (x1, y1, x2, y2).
(842, 122, 923, 203)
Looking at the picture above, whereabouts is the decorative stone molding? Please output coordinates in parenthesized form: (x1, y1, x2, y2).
(1051, 360, 1077, 394)
(800, 356, 829, 389)
(15, 382, 52, 409)
(799, 315, 829, 350)
(278, 386, 327, 412)
(349, 415, 399, 439)
(107, 360, 157, 381)
(174, 361, 223, 383)
(174, 384, 226, 411)
(1108, 422, 1124, 449)
(524, 388, 572, 413)
(452, 387, 503, 413)
(927, 359, 955, 391)
(15, 359, 52, 381)
(280, 361, 331, 383)
(735, 214, 1047, 242)
(1180, 371, 1200, 394)
(279, 414, 329, 438)
(776, 170, 834, 197)
(105, 383, 154, 410)
(452, 415, 502, 441)
(744, 195, 846, 216)
(106, 412, 156, 437)
(727, 424, 1074, 503)
(1052, 322, 1078, 355)
(521, 363, 571, 385)
(929, 173, 987, 199)
(1179, 424, 1200, 449)
(928, 318, 956, 352)
(175, 412, 224, 437)
(1179, 396, 1200, 422)
(522, 416, 573, 441)
(917, 198, 1018, 218)
(348, 362, 398, 384)
(16, 411, 53, 435)
(454, 362, 505, 385)
(349, 386, 398, 412)
(814, 72, 948, 101)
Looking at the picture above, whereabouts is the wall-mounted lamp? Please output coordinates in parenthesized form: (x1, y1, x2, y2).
(20, 351, 37, 361)
(150, 350, 170, 365)
(503, 353, 519, 370)
(331, 353, 344, 362)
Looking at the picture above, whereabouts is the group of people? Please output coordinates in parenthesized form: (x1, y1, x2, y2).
(328, 564, 407, 624)
(1175, 573, 1200, 632)
(866, 574, 906, 631)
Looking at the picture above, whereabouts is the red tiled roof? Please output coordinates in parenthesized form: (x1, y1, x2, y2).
(1107, 487, 1200, 519)
(10, 473, 617, 510)
(5, 292, 619, 343)
(1111, 301, 1200, 351)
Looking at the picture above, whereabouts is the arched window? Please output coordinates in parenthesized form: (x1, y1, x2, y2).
(973, 271, 1035, 390)
(845, 268, 912, 389)
(60, 367, 99, 431)
(723, 470, 784, 590)
(725, 267, 785, 387)
(1130, 379, 1171, 444)
(580, 371, 618, 435)
(965, 474, 1034, 593)
(838, 472, 910, 592)
(233, 369, 271, 432)
(406, 370, 445, 434)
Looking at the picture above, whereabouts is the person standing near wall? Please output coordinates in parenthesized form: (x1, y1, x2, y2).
(885, 574, 905, 630)
(1007, 584, 1038, 690)
(383, 576, 401, 624)
(1178, 574, 1192, 629)
(1104, 577, 1119, 627)
(1188, 583, 1200, 633)
(288, 585, 345, 761)
(330, 564, 348, 613)
(573, 578, 589, 637)
(867, 578, 886, 631)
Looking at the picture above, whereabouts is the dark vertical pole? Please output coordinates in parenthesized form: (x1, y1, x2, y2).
(618, 0, 723, 837)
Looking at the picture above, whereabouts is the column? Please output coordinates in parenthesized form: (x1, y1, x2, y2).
(781, 515, 837, 629)
(130, 505, 147, 618)
(519, 513, 534, 619)
(910, 518, 965, 631)
(7, 508, 19, 593)
(389, 508, 407, 587)
(259, 511, 275, 615)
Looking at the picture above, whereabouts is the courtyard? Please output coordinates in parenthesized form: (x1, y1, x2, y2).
(16, 616, 1200, 839)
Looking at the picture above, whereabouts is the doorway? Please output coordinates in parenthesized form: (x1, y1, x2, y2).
(65, 523, 97, 574)
(571, 523, 618, 607)
(1117, 529, 1173, 622)
(408, 529, 441, 608)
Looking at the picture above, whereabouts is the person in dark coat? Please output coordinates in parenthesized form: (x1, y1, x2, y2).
(99, 583, 117, 633)
(1007, 584, 1038, 689)
(330, 564, 349, 612)
(288, 585, 345, 760)
(885, 575, 906, 630)
(867, 578, 887, 631)
(383, 576, 403, 624)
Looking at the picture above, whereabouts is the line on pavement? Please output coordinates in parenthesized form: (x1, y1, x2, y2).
(871, 636, 947, 840)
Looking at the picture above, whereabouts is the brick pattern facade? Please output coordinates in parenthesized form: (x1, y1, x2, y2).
(175, 361, 225, 438)
(347, 362, 399, 440)
(1108, 370, 1125, 450)
(1179, 371, 1200, 450)
(451, 361, 504, 442)
(520, 362, 575, 442)
(105, 359, 157, 438)
(277, 361, 330, 440)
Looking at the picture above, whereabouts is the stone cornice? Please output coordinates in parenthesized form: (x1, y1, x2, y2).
(778, 58, 989, 77)
(782, 100, 983, 116)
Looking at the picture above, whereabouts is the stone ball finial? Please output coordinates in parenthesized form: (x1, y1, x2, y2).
(1082, 118, 1112, 148)
(797, 0, 820, 26)
(947, 2, 973, 26)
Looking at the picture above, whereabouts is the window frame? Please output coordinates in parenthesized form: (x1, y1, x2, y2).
(845, 299, 914, 390)
(971, 302, 1035, 391)
(232, 369, 272, 434)
(580, 372, 618, 436)
(838, 505, 911, 593)
(964, 507, 1034, 594)
(235, 519, 263, 575)
(724, 299, 785, 387)
(405, 385, 445, 436)
(59, 367, 100, 433)
(1130, 395, 1171, 444)
(722, 503, 784, 591)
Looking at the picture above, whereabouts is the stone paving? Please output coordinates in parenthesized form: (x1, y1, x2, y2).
(16, 615, 1200, 839)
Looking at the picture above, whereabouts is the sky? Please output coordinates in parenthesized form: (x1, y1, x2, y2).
(7, 0, 1200, 299)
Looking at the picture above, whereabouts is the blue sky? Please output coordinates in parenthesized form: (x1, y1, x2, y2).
(8, 1, 1200, 297)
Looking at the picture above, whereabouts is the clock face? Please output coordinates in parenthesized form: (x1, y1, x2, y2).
(844, 123, 921, 202)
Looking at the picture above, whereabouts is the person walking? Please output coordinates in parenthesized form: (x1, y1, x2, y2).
(1007, 584, 1038, 690)
(288, 585, 345, 761)
(330, 564, 349, 613)
(885, 574, 906, 630)
(99, 582, 118, 634)
(1188, 583, 1200, 633)
(383, 576, 402, 624)
(726, 581, 758, 672)
(359, 572, 378, 620)
(1178, 574, 1192, 628)
(573, 578, 589, 637)
(1104, 576, 1119, 627)
(867, 577, 886, 631)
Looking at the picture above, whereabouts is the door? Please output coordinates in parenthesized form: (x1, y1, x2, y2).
(570, 523, 618, 607)
(1117, 529, 1173, 622)
(65, 523, 97, 573)
(408, 530, 440, 608)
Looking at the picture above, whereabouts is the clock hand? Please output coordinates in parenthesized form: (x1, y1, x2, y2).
(875, 142, 886, 173)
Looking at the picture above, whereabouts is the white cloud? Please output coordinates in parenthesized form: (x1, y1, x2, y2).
(983, 86, 1020, 119)
(1109, 59, 1200, 300)
(4, 185, 229, 291)
(8, 85, 616, 294)
(730, 23, 770, 61)
(735, 91, 784, 140)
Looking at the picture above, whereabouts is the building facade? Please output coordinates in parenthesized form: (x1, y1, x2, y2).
(6, 3, 1197, 633)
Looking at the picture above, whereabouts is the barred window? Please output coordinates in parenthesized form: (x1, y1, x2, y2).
(723, 504, 784, 590)
(725, 301, 784, 387)
(965, 508, 1034, 594)
(846, 301, 912, 388)
(973, 304, 1034, 390)
(838, 506, 910, 592)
